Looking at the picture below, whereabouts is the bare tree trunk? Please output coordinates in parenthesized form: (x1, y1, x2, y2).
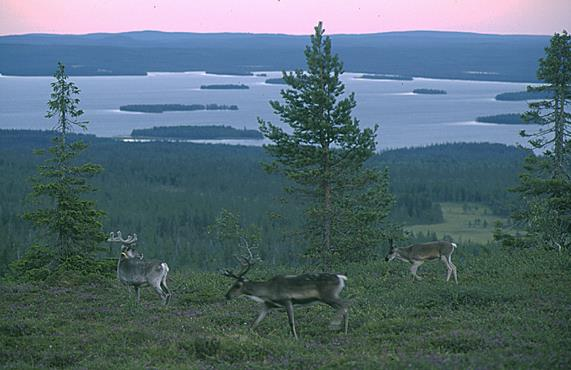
(554, 87, 566, 178)
(322, 144, 332, 266)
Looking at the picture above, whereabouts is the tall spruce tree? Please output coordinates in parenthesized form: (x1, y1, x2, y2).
(24, 63, 105, 261)
(501, 31, 571, 251)
(259, 23, 393, 265)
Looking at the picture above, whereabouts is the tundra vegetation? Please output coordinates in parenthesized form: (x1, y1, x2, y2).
(0, 249, 569, 368)
(0, 28, 570, 368)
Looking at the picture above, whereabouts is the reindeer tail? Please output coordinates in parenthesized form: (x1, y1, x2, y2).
(161, 262, 170, 273)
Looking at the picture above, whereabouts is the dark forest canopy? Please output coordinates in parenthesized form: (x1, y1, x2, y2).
(119, 104, 239, 113)
(358, 74, 413, 81)
(200, 84, 249, 90)
(0, 31, 548, 82)
(131, 125, 263, 139)
(495, 90, 555, 101)
(0, 129, 528, 273)
(413, 88, 447, 94)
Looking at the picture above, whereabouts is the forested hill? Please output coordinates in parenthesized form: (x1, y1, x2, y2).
(0, 130, 528, 273)
(0, 31, 548, 82)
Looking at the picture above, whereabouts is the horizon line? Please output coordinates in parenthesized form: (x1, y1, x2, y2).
(0, 28, 555, 38)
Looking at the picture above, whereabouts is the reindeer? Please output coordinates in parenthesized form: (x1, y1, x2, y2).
(385, 240, 458, 283)
(222, 253, 349, 339)
(107, 231, 171, 305)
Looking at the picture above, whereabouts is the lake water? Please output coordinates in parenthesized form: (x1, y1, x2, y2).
(0, 71, 534, 149)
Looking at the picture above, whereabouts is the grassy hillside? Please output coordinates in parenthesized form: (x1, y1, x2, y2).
(408, 202, 510, 245)
(1, 248, 569, 368)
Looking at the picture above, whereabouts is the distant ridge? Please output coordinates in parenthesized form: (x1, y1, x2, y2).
(0, 30, 549, 81)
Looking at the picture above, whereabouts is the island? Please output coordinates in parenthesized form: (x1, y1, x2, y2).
(265, 78, 286, 85)
(205, 71, 253, 76)
(358, 74, 413, 81)
(255, 73, 268, 77)
(413, 88, 447, 95)
(119, 104, 239, 113)
(131, 125, 263, 140)
(475, 113, 539, 125)
(495, 90, 554, 101)
(200, 84, 249, 90)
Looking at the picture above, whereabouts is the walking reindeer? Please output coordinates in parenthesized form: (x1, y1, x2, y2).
(107, 231, 171, 305)
(222, 250, 349, 339)
(385, 239, 458, 283)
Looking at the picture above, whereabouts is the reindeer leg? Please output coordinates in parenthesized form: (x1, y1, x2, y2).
(324, 299, 347, 332)
(161, 275, 171, 305)
(442, 255, 453, 282)
(133, 286, 141, 304)
(151, 282, 168, 305)
(410, 261, 424, 281)
(285, 300, 298, 339)
(252, 304, 271, 329)
(343, 306, 349, 335)
(448, 256, 458, 284)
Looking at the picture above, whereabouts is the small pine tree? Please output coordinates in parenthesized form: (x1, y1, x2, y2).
(24, 63, 105, 262)
(259, 23, 394, 265)
(208, 209, 261, 265)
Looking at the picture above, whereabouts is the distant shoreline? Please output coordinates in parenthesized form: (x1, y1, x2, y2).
(0, 71, 537, 84)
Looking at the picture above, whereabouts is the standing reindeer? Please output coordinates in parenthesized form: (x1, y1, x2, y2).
(107, 231, 171, 305)
(385, 239, 458, 283)
(222, 253, 349, 339)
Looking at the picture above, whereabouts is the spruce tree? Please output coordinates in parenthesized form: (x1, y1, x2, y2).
(259, 23, 393, 265)
(24, 63, 105, 261)
(503, 31, 571, 251)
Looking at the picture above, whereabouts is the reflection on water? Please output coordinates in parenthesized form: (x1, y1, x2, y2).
(120, 137, 267, 146)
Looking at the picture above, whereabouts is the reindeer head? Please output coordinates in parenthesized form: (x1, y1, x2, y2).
(121, 245, 143, 260)
(108, 231, 143, 260)
(222, 255, 253, 300)
(222, 240, 257, 300)
(385, 239, 398, 262)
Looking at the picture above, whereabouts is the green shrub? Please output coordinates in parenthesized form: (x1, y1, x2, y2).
(6, 244, 115, 284)
(6, 244, 54, 282)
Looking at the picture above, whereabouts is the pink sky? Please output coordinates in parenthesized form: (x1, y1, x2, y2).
(0, 0, 569, 36)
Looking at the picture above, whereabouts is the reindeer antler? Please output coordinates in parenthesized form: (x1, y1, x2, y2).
(221, 237, 258, 279)
(107, 231, 138, 245)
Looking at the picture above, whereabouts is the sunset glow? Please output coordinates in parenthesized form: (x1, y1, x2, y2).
(0, 0, 569, 36)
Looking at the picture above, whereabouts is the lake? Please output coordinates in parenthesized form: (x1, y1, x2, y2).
(0, 71, 534, 150)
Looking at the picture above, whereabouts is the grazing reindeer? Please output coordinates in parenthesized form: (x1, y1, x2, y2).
(222, 254, 349, 339)
(107, 231, 171, 305)
(385, 240, 458, 283)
